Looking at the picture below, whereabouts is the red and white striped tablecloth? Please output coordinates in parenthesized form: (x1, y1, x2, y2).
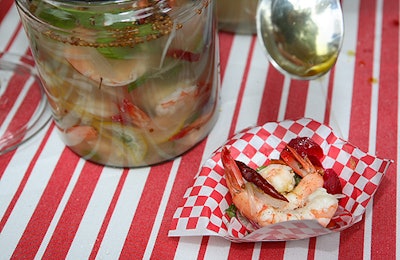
(0, 0, 398, 259)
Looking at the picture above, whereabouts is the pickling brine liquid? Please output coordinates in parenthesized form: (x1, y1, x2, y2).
(16, 0, 220, 167)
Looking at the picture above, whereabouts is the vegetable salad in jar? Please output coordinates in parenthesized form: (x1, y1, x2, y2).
(16, 0, 220, 167)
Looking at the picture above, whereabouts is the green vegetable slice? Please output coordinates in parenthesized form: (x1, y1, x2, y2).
(226, 204, 237, 219)
(29, 0, 174, 59)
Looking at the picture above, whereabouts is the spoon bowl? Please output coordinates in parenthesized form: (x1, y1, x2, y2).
(256, 0, 344, 79)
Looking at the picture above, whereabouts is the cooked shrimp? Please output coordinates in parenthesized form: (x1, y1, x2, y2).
(64, 46, 150, 87)
(259, 164, 296, 193)
(221, 147, 338, 228)
(115, 80, 212, 143)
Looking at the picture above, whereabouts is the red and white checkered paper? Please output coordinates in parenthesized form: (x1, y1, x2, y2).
(168, 118, 393, 242)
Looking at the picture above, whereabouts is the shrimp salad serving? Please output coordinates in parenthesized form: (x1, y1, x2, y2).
(222, 137, 343, 229)
(17, 0, 219, 167)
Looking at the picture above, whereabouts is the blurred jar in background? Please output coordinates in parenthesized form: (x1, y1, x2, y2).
(16, 0, 220, 167)
(216, 0, 258, 34)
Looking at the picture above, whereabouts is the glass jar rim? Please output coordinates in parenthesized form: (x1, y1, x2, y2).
(15, 0, 208, 25)
(15, 0, 211, 48)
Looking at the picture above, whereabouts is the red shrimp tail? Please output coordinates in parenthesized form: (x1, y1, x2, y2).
(221, 147, 244, 193)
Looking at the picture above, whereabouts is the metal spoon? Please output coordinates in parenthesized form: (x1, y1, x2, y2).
(256, 0, 344, 80)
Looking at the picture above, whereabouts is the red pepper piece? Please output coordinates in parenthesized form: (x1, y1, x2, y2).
(286, 137, 324, 167)
(323, 168, 342, 195)
(167, 49, 201, 62)
(235, 160, 288, 202)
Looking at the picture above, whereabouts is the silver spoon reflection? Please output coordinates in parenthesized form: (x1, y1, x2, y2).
(256, 0, 344, 79)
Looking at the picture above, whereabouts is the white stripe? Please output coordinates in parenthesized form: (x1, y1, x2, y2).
(278, 76, 291, 121)
(200, 37, 263, 171)
(306, 74, 330, 121)
(284, 239, 310, 260)
(368, 0, 383, 156)
(34, 157, 86, 260)
(0, 125, 48, 220)
(94, 167, 150, 259)
(252, 242, 261, 259)
(65, 167, 125, 259)
(219, 34, 253, 112)
(236, 39, 269, 131)
(330, 0, 360, 140)
(7, 26, 29, 55)
(0, 129, 64, 259)
(315, 232, 341, 260)
(203, 236, 232, 260)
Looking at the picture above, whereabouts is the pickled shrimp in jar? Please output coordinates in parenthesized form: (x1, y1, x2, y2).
(16, 0, 220, 167)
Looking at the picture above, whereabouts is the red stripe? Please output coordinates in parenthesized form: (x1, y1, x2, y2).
(0, 151, 14, 177)
(257, 66, 285, 124)
(259, 242, 286, 259)
(1, 76, 43, 151)
(149, 140, 207, 258)
(2, 22, 23, 53)
(42, 162, 104, 259)
(11, 148, 81, 259)
(218, 32, 235, 81)
(120, 161, 174, 259)
(229, 243, 257, 259)
(307, 237, 316, 260)
(89, 168, 129, 259)
(0, 0, 14, 24)
(197, 236, 209, 260)
(285, 80, 309, 119)
(227, 36, 257, 138)
(324, 69, 336, 125)
(371, 0, 398, 258)
(0, 123, 55, 233)
(339, 0, 376, 258)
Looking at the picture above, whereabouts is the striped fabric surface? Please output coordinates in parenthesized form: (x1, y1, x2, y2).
(0, 0, 398, 259)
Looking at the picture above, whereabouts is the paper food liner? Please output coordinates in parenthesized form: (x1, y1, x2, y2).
(168, 118, 394, 242)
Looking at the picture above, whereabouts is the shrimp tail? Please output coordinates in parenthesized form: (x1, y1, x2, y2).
(222, 147, 288, 202)
(221, 147, 245, 193)
(280, 146, 316, 177)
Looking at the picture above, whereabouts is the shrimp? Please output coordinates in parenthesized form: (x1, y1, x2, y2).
(258, 164, 296, 193)
(114, 79, 214, 143)
(221, 146, 338, 228)
(64, 46, 150, 87)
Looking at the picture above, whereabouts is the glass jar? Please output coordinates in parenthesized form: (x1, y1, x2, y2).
(216, 0, 258, 34)
(16, 0, 220, 167)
